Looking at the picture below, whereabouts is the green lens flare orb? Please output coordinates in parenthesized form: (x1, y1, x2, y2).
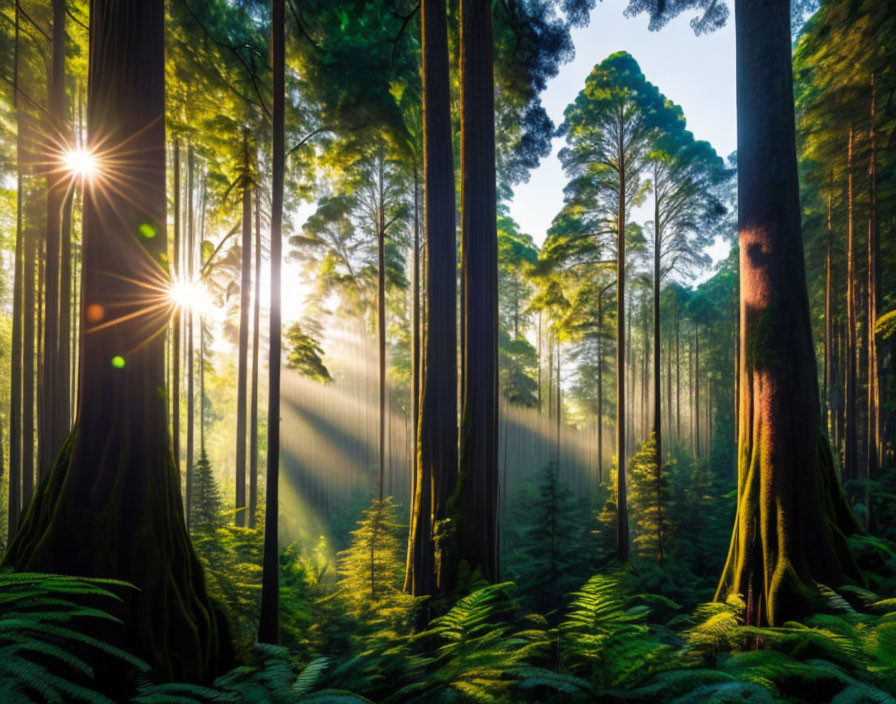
(111, 355, 126, 369)
(138, 223, 156, 239)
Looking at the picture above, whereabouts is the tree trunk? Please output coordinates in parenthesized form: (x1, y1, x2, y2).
(694, 327, 700, 459)
(22, 192, 35, 512)
(172, 141, 181, 478)
(675, 301, 680, 446)
(234, 134, 252, 526)
(405, 0, 458, 596)
(844, 126, 858, 485)
(867, 73, 880, 481)
(824, 189, 832, 438)
(457, 0, 499, 584)
(8, 51, 24, 535)
(616, 125, 629, 564)
(410, 160, 420, 513)
(715, 0, 860, 626)
(258, 0, 284, 646)
(377, 157, 387, 500)
(185, 145, 195, 529)
(39, 0, 69, 479)
(597, 291, 604, 484)
(249, 184, 261, 529)
(4, 0, 230, 681)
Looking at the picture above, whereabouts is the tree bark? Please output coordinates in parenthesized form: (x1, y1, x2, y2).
(258, 0, 284, 646)
(249, 184, 261, 529)
(4, 0, 230, 680)
(185, 145, 195, 529)
(234, 134, 252, 526)
(866, 74, 880, 481)
(172, 141, 181, 478)
(716, 0, 861, 626)
(616, 123, 629, 564)
(844, 126, 858, 485)
(457, 0, 499, 584)
(39, 0, 69, 479)
(405, 0, 458, 596)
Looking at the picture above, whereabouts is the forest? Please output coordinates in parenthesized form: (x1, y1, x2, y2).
(0, 0, 894, 701)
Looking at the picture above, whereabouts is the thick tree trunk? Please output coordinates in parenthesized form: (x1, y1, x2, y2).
(258, 0, 284, 644)
(249, 186, 261, 529)
(616, 129, 629, 564)
(234, 135, 252, 526)
(694, 327, 700, 459)
(716, 0, 860, 626)
(39, 0, 68, 479)
(4, 0, 230, 681)
(457, 0, 499, 584)
(405, 0, 458, 596)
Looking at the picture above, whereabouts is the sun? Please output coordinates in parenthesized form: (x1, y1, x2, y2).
(62, 148, 99, 178)
(168, 277, 213, 316)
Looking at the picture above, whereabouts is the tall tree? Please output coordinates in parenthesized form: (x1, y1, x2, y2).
(559, 52, 664, 563)
(405, 0, 458, 597)
(234, 132, 252, 526)
(39, 0, 70, 478)
(626, 0, 862, 625)
(4, 0, 229, 679)
(259, 0, 285, 647)
(457, 0, 499, 584)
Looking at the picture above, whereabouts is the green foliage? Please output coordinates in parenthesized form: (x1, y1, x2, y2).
(285, 322, 332, 383)
(558, 571, 674, 692)
(190, 449, 225, 534)
(0, 570, 145, 703)
(627, 436, 668, 563)
(503, 463, 594, 615)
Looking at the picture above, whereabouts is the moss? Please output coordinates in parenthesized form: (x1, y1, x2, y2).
(3, 428, 234, 685)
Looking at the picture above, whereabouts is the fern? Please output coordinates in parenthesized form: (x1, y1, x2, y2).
(0, 570, 147, 703)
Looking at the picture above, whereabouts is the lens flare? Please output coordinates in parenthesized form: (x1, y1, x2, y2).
(62, 148, 99, 178)
(168, 277, 213, 316)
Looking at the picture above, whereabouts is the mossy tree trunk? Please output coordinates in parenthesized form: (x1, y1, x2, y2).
(4, 0, 230, 682)
(715, 0, 861, 627)
(405, 0, 458, 597)
(457, 0, 499, 585)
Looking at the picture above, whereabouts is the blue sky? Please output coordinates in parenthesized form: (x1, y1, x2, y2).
(508, 0, 737, 246)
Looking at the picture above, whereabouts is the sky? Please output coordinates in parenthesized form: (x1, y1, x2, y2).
(280, 1, 738, 324)
(508, 0, 737, 247)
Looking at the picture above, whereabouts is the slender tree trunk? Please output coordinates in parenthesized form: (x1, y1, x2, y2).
(867, 74, 880, 481)
(616, 127, 629, 564)
(234, 134, 252, 526)
(694, 327, 700, 459)
(405, 0, 458, 596)
(39, 0, 68, 479)
(172, 141, 181, 477)
(185, 145, 195, 528)
(844, 126, 858, 485)
(377, 157, 387, 500)
(8, 22, 23, 534)
(458, 0, 499, 584)
(716, 0, 860, 626)
(410, 161, 420, 514)
(249, 185, 261, 528)
(258, 0, 284, 645)
(824, 189, 832, 438)
(22, 194, 35, 512)
(4, 0, 230, 680)
(597, 291, 604, 484)
(675, 301, 680, 446)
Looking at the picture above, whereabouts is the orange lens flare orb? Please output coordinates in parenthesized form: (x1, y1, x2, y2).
(86, 303, 105, 323)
